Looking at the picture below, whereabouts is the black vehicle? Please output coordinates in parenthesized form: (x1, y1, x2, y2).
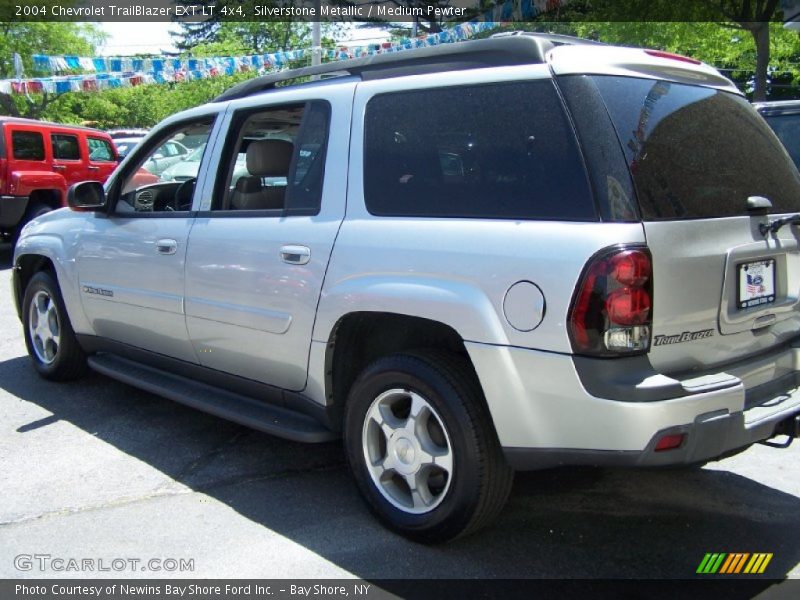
(755, 100, 800, 169)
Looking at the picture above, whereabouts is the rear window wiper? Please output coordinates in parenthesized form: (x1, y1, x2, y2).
(759, 214, 800, 236)
(748, 197, 800, 236)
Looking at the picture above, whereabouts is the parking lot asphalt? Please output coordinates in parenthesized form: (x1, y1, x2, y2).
(0, 241, 798, 582)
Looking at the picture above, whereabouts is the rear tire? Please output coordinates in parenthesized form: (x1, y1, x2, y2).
(344, 350, 513, 543)
(22, 271, 87, 381)
(26, 202, 53, 221)
(12, 202, 52, 248)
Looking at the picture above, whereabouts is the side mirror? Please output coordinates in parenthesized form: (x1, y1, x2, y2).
(68, 181, 107, 211)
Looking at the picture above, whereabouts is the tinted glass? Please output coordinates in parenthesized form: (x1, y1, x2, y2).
(12, 131, 45, 161)
(761, 113, 800, 170)
(557, 75, 640, 223)
(364, 81, 596, 221)
(286, 101, 330, 212)
(51, 134, 80, 160)
(593, 76, 800, 219)
(88, 137, 115, 161)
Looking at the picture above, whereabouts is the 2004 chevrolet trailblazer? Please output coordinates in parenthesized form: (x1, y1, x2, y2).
(12, 33, 800, 542)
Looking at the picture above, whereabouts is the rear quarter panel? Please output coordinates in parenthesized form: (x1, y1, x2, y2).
(314, 67, 647, 351)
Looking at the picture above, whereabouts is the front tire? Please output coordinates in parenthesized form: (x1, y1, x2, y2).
(22, 271, 87, 381)
(344, 351, 513, 543)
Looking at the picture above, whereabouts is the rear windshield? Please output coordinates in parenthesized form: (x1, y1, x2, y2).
(363, 80, 596, 221)
(592, 76, 800, 219)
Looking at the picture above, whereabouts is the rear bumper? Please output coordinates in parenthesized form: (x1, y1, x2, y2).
(0, 195, 28, 228)
(504, 408, 800, 470)
(465, 340, 800, 470)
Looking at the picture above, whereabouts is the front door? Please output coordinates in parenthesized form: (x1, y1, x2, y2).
(184, 89, 351, 391)
(49, 131, 88, 186)
(85, 135, 119, 183)
(75, 115, 220, 363)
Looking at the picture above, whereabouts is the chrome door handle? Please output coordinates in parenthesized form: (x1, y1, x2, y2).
(156, 239, 178, 255)
(88, 166, 100, 171)
(279, 245, 311, 265)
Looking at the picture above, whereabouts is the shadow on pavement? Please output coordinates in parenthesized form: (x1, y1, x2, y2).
(0, 353, 798, 582)
(0, 244, 12, 271)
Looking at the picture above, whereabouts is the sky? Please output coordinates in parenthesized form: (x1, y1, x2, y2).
(99, 22, 179, 56)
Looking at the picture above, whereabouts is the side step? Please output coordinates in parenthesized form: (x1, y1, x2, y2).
(88, 354, 338, 443)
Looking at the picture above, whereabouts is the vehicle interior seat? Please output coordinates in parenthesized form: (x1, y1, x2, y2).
(231, 139, 294, 210)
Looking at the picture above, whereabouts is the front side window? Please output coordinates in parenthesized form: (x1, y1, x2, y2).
(88, 137, 115, 162)
(363, 81, 595, 221)
(116, 118, 214, 214)
(51, 134, 81, 160)
(11, 131, 45, 161)
(213, 100, 330, 214)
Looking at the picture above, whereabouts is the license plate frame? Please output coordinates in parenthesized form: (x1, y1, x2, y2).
(737, 258, 776, 310)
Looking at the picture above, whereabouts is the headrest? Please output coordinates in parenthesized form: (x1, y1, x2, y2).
(234, 176, 263, 194)
(246, 139, 294, 177)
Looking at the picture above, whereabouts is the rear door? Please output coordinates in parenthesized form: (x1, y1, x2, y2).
(7, 125, 49, 178)
(590, 75, 800, 373)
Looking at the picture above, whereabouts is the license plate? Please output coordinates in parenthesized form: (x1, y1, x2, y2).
(737, 259, 776, 309)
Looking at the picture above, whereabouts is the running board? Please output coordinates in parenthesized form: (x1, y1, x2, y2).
(87, 354, 338, 443)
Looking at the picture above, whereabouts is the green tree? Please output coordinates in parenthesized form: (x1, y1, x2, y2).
(568, 21, 800, 99)
(331, 0, 488, 36)
(187, 22, 314, 56)
(718, 0, 782, 101)
(41, 71, 255, 129)
(553, 0, 787, 101)
(172, 2, 326, 52)
(0, 22, 105, 118)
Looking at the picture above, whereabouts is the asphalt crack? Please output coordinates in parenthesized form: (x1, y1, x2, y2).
(0, 458, 347, 528)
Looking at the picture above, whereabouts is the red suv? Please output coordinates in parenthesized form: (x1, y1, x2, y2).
(0, 118, 118, 241)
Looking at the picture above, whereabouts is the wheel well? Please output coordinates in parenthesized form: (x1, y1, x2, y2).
(28, 189, 63, 211)
(14, 254, 56, 317)
(325, 313, 475, 425)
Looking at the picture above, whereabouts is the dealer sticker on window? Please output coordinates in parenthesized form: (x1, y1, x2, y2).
(737, 259, 776, 309)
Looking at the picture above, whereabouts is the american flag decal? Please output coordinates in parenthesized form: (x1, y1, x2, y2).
(746, 273, 764, 296)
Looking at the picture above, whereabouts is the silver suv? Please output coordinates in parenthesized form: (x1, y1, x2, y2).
(12, 33, 800, 542)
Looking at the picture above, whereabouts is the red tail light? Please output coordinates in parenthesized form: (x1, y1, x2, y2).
(654, 433, 685, 452)
(569, 246, 653, 356)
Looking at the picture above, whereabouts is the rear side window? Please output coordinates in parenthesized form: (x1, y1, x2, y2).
(593, 76, 800, 219)
(364, 81, 596, 221)
(51, 134, 80, 160)
(11, 130, 45, 161)
(88, 137, 115, 161)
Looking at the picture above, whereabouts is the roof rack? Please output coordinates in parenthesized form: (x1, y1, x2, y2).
(213, 33, 597, 103)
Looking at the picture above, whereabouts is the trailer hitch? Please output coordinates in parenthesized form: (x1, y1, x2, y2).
(759, 415, 800, 449)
